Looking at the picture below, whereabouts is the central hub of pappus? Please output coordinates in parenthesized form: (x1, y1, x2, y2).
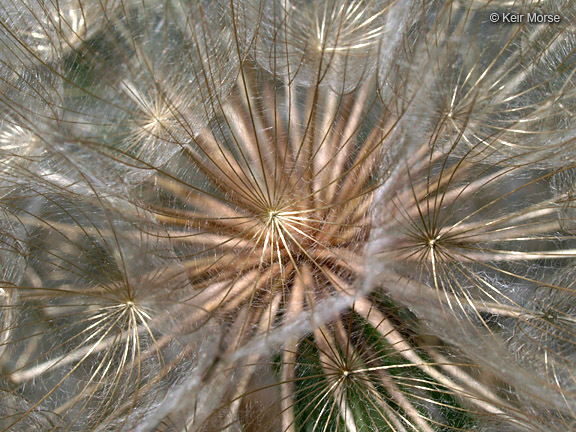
(260, 204, 318, 261)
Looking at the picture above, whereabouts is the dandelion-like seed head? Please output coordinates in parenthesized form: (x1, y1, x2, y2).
(2, 0, 576, 431)
(151, 69, 382, 339)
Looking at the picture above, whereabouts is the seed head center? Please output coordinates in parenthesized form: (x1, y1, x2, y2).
(268, 210, 281, 222)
